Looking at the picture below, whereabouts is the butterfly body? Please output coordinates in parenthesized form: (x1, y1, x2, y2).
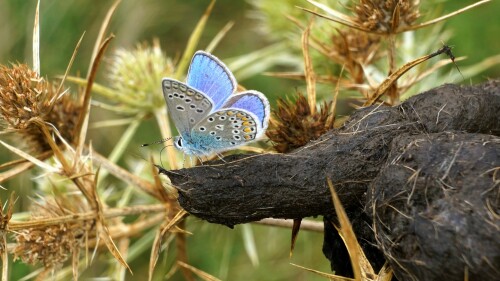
(162, 51, 269, 156)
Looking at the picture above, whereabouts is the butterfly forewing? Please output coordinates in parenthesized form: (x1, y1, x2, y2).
(189, 109, 259, 153)
(162, 78, 213, 137)
(186, 51, 237, 110)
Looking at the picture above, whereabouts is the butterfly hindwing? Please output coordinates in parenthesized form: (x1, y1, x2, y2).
(186, 51, 237, 110)
(162, 78, 213, 137)
(223, 90, 270, 136)
(188, 109, 259, 153)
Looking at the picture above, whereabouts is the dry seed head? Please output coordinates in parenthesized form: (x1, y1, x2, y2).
(353, 0, 420, 32)
(331, 29, 380, 65)
(12, 197, 91, 269)
(107, 42, 175, 111)
(266, 94, 334, 153)
(0, 64, 81, 152)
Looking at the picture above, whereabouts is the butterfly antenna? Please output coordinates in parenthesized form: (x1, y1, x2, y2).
(141, 137, 172, 147)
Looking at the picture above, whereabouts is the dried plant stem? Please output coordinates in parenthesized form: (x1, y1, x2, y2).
(302, 19, 316, 114)
(32, 0, 40, 75)
(88, 213, 165, 246)
(255, 218, 324, 232)
(97, 114, 144, 182)
(398, 0, 492, 32)
(363, 45, 454, 106)
(177, 261, 221, 281)
(90, 148, 161, 200)
(176, 219, 194, 281)
(8, 204, 166, 231)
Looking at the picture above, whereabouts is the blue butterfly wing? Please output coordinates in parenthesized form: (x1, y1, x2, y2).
(186, 51, 237, 110)
(162, 78, 213, 138)
(189, 108, 261, 155)
(223, 90, 270, 136)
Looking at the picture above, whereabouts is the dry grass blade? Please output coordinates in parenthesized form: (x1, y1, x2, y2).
(176, 219, 194, 281)
(363, 45, 454, 106)
(290, 218, 302, 257)
(376, 263, 393, 281)
(149, 209, 189, 281)
(88, 0, 121, 73)
(0, 193, 15, 281)
(206, 21, 234, 53)
(391, 3, 400, 32)
(97, 218, 132, 273)
(74, 35, 114, 154)
(398, 0, 492, 32)
(302, 19, 316, 114)
(177, 261, 221, 281)
(0, 140, 59, 173)
(290, 263, 353, 281)
(149, 225, 165, 281)
(8, 204, 166, 230)
(72, 246, 80, 281)
(57, 32, 86, 95)
(327, 178, 375, 281)
(32, 0, 40, 75)
(255, 218, 324, 232)
(90, 148, 161, 200)
(174, 0, 216, 80)
(297, 6, 371, 34)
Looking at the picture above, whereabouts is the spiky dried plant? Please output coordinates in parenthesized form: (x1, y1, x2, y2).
(255, 0, 494, 107)
(352, 0, 420, 33)
(12, 196, 91, 270)
(266, 94, 334, 153)
(0, 64, 81, 152)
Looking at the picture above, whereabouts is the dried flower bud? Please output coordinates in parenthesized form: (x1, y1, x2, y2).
(0, 64, 81, 152)
(266, 94, 334, 153)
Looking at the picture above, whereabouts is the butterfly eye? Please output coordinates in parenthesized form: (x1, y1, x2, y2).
(177, 138, 183, 147)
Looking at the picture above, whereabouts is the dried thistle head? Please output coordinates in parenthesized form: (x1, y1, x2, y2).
(329, 29, 381, 84)
(12, 196, 91, 269)
(106, 41, 175, 113)
(0, 64, 81, 152)
(266, 94, 334, 153)
(353, 0, 420, 33)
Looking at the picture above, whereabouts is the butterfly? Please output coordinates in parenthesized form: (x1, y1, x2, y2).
(162, 51, 270, 157)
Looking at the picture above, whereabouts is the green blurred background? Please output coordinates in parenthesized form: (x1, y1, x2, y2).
(0, 0, 499, 280)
